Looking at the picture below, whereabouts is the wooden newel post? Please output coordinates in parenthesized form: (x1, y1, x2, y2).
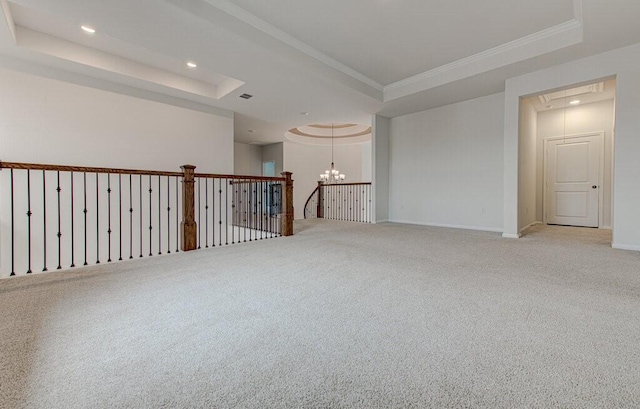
(281, 172, 294, 236)
(180, 165, 197, 251)
(316, 181, 324, 219)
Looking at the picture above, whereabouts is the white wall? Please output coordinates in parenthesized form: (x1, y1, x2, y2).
(373, 115, 390, 222)
(361, 141, 372, 183)
(0, 69, 234, 276)
(536, 99, 615, 228)
(518, 98, 538, 231)
(0, 69, 233, 173)
(283, 141, 366, 220)
(389, 92, 504, 232)
(503, 42, 640, 250)
(234, 143, 262, 176)
(262, 143, 284, 177)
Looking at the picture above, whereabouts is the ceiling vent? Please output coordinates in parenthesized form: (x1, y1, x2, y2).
(239, 93, 253, 99)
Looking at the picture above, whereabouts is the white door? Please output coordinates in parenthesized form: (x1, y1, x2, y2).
(545, 134, 603, 227)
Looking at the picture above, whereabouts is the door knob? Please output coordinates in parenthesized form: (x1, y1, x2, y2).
(592, 185, 598, 189)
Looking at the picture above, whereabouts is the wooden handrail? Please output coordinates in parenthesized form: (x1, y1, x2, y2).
(196, 173, 285, 182)
(320, 182, 372, 187)
(0, 161, 182, 177)
(304, 181, 372, 223)
(303, 185, 320, 219)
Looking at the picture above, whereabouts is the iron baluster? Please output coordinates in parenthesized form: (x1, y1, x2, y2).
(167, 176, 171, 254)
(119, 174, 123, 261)
(219, 179, 223, 247)
(107, 173, 112, 262)
(225, 179, 229, 245)
(70, 172, 75, 267)
(232, 181, 236, 244)
(175, 176, 179, 253)
(10, 169, 15, 276)
(42, 171, 47, 272)
(205, 177, 209, 248)
(83, 173, 88, 265)
(148, 175, 152, 257)
(212, 178, 216, 247)
(158, 175, 162, 255)
(96, 173, 100, 264)
(129, 174, 133, 259)
(197, 178, 201, 249)
(57, 171, 62, 269)
(26, 170, 32, 274)
(139, 175, 143, 258)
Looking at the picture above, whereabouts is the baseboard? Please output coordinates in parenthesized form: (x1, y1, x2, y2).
(519, 221, 542, 233)
(502, 233, 522, 239)
(612, 243, 640, 251)
(373, 219, 389, 224)
(601, 225, 612, 230)
(390, 219, 503, 233)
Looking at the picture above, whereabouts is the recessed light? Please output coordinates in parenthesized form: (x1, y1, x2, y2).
(569, 100, 581, 105)
(546, 105, 554, 109)
(300, 112, 309, 116)
(81, 25, 96, 34)
(187, 62, 197, 68)
(248, 130, 254, 133)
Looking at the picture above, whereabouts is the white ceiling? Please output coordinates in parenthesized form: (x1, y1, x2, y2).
(228, 0, 575, 85)
(1, 0, 640, 145)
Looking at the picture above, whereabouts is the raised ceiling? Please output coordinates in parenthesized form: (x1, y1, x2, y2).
(1, 0, 640, 145)
(228, 0, 575, 85)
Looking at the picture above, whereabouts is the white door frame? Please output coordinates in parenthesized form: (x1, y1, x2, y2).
(543, 131, 605, 228)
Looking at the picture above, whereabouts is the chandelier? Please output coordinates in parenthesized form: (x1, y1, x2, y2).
(320, 123, 345, 183)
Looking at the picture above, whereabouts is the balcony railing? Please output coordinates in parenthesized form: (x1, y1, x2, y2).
(304, 181, 372, 223)
(0, 161, 294, 277)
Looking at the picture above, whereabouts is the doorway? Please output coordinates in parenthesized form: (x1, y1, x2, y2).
(518, 78, 616, 235)
(543, 132, 604, 227)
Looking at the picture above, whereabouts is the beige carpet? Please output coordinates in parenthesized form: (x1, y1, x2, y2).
(1, 220, 639, 408)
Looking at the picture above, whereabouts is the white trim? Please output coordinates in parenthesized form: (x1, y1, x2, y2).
(502, 233, 522, 239)
(543, 131, 605, 228)
(520, 221, 542, 233)
(202, 0, 383, 91)
(384, 16, 583, 101)
(0, 55, 235, 118)
(612, 243, 640, 252)
(573, 0, 584, 24)
(386, 19, 582, 93)
(0, 0, 16, 44)
(390, 220, 503, 233)
(373, 219, 389, 224)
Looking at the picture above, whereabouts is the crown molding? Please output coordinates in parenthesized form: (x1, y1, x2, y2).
(384, 17, 584, 101)
(202, 0, 384, 92)
(0, 54, 235, 118)
(202, 0, 584, 104)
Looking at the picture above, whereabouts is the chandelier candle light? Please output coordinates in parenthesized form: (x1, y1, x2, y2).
(320, 123, 346, 183)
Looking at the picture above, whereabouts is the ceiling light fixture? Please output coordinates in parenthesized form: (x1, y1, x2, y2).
(187, 62, 197, 68)
(569, 99, 581, 105)
(81, 25, 96, 34)
(300, 112, 309, 116)
(319, 123, 345, 184)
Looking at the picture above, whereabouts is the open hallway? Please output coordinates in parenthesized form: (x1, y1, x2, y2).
(1, 221, 638, 408)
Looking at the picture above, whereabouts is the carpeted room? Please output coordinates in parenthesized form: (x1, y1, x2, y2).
(2, 220, 639, 408)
